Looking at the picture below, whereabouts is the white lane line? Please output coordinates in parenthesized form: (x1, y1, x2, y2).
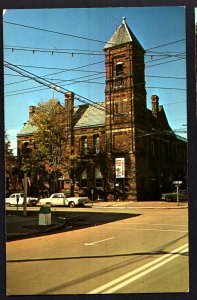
(104, 226, 188, 233)
(122, 222, 188, 227)
(87, 243, 188, 294)
(84, 237, 114, 246)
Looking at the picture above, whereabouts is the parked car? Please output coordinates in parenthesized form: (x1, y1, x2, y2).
(5, 193, 39, 206)
(161, 189, 188, 202)
(37, 193, 89, 208)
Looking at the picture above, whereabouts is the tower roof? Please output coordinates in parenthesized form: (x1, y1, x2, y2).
(104, 17, 144, 51)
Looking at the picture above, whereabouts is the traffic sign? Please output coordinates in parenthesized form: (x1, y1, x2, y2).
(173, 181, 182, 185)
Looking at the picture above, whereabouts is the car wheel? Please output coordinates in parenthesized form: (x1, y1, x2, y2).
(6, 203, 10, 207)
(69, 201, 75, 208)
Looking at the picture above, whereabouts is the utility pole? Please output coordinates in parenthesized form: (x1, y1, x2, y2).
(23, 172, 27, 216)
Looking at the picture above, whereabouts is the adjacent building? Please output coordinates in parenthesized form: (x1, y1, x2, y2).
(17, 17, 187, 200)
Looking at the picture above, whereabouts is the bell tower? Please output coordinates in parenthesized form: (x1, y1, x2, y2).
(104, 17, 147, 200)
(104, 17, 147, 143)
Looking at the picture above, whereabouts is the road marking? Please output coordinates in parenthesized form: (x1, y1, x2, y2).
(87, 243, 188, 294)
(84, 237, 114, 246)
(122, 222, 188, 227)
(104, 226, 188, 233)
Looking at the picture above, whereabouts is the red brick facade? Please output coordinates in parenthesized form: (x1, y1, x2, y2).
(17, 18, 187, 200)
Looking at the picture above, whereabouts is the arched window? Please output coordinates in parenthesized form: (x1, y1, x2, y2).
(95, 168, 103, 187)
(22, 141, 30, 156)
(116, 62, 123, 77)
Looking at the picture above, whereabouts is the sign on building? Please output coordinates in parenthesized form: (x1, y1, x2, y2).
(115, 158, 125, 178)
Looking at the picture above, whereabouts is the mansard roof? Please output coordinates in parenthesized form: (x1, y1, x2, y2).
(104, 17, 144, 51)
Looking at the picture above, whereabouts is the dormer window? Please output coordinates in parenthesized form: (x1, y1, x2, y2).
(116, 62, 123, 77)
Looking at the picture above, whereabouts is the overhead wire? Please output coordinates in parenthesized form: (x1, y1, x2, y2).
(4, 20, 185, 51)
(4, 60, 106, 112)
(4, 21, 187, 137)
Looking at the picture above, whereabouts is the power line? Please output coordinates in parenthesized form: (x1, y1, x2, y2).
(5, 72, 105, 87)
(4, 61, 187, 139)
(146, 57, 185, 68)
(4, 46, 104, 56)
(4, 21, 185, 52)
(146, 86, 186, 91)
(4, 60, 106, 112)
(4, 44, 103, 53)
(4, 21, 111, 45)
(5, 74, 105, 94)
(146, 39, 185, 51)
(145, 54, 185, 65)
(145, 74, 186, 80)
(4, 67, 186, 96)
(5, 45, 186, 59)
(12, 61, 105, 73)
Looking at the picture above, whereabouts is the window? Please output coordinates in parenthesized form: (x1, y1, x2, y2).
(81, 136, 88, 155)
(114, 102, 119, 114)
(22, 141, 30, 156)
(114, 101, 124, 115)
(80, 170, 87, 187)
(95, 168, 103, 188)
(120, 101, 124, 114)
(116, 62, 123, 77)
(93, 135, 100, 154)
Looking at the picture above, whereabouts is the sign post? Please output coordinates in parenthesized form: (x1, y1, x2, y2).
(173, 181, 182, 206)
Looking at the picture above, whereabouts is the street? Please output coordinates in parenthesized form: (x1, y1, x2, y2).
(6, 206, 188, 295)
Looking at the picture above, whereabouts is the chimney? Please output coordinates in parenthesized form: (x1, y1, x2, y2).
(151, 95, 159, 118)
(29, 106, 36, 118)
(65, 92, 74, 155)
(65, 92, 74, 125)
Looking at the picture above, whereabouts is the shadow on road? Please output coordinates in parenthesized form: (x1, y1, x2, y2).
(6, 209, 141, 241)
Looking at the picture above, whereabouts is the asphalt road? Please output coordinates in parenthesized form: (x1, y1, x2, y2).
(6, 206, 188, 295)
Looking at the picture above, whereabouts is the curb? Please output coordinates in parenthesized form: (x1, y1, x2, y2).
(7, 219, 66, 240)
(91, 205, 188, 209)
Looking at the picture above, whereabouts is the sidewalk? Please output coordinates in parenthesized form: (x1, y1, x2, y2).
(6, 200, 188, 240)
(6, 212, 66, 240)
(91, 200, 188, 209)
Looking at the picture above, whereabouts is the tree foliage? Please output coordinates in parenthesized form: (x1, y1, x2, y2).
(29, 98, 69, 173)
(5, 132, 17, 172)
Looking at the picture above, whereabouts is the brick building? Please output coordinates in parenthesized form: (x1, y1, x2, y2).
(17, 17, 187, 200)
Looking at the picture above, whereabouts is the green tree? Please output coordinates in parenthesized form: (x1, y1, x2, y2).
(5, 132, 18, 194)
(29, 98, 69, 192)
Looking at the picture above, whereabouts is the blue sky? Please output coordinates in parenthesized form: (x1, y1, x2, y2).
(3, 7, 187, 155)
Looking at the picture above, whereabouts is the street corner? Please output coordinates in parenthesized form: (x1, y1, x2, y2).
(6, 213, 66, 240)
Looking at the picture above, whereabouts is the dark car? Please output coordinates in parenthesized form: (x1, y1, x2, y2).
(161, 189, 188, 202)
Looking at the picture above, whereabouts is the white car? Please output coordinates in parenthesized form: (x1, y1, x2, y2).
(38, 193, 89, 208)
(5, 193, 38, 206)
